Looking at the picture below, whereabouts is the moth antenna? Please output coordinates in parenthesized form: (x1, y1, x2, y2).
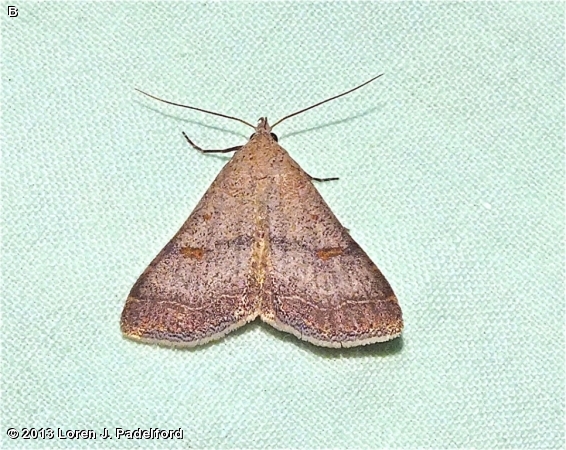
(135, 88, 256, 129)
(271, 73, 384, 129)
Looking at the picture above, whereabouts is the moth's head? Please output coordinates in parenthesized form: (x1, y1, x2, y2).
(250, 117, 278, 142)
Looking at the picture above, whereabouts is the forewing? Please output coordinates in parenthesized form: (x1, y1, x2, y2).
(121, 150, 261, 346)
(260, 151, 403, 348)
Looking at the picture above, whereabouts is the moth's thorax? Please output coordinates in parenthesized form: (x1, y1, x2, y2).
(235, 123, 289, 185)
(244, 130, 285, 166)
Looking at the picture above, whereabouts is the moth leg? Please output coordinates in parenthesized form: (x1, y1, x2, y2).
(182, 132, 242, 154)
(305, 171, 339, 182)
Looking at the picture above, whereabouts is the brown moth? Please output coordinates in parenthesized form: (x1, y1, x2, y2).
(121, 75, 403, 348)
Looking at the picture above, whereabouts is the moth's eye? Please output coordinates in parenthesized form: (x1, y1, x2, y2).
(270, 133, 278, 142)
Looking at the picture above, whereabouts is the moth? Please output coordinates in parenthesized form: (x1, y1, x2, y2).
(121, 75, 403, 348)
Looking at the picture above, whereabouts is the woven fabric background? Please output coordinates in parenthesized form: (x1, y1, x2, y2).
(2, 2, 564, 449)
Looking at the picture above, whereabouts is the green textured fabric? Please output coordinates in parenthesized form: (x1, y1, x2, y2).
(2, 2, 564, 448)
